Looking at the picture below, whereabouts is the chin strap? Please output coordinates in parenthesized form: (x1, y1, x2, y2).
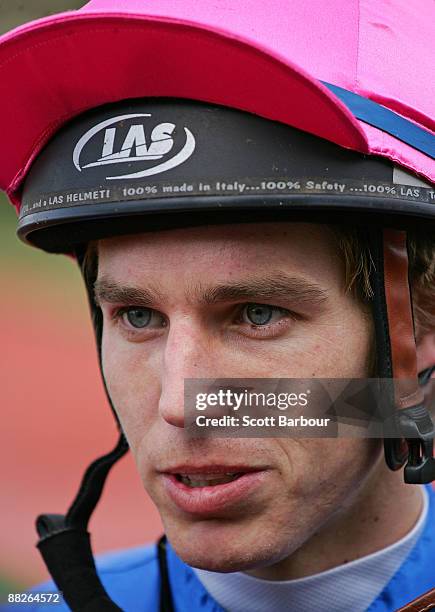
(372, 229, 435, 483)
(36, 432, 175, 611)
(157, 535, 175, 612)
(36, 433, 129, 611)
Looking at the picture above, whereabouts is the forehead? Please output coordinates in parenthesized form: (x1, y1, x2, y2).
(96, 222, 342, 285)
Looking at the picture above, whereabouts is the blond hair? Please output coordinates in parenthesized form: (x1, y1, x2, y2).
(334, 226, 435, 342)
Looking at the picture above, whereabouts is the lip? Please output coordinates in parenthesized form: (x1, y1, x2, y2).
(161, 464, 263, 475)
(160, 466, 269, 515)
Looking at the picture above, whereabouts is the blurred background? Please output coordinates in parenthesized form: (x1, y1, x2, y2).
(0, 0, 162, 597)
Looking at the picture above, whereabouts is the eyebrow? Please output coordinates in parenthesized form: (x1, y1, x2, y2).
(94, 278, 163, 306)
(197, 274, 328, 306)
(94, 273, 328, 308)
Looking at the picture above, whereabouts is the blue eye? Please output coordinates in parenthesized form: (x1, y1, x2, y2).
(123, 308, 152, 328)
(244, 304, 274, 325)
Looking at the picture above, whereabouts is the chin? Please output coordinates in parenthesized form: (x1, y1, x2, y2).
(169, 538, 274, 573)
(163, 517, 295, 573)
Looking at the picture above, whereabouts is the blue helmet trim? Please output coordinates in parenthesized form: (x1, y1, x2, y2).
(323, 82, 434, 160)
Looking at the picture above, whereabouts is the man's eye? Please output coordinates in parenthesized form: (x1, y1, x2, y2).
(241, 303, 287, 326)
(122, 308, 152, 329)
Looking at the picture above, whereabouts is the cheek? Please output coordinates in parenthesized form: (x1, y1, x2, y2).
(275, 438, 382, 527)
(307, 308, 373, 378)
(294, 439, 380, 487)
(101, 330, 161, 451)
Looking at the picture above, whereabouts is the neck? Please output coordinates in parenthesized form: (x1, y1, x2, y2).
(245, 460, 424, 581)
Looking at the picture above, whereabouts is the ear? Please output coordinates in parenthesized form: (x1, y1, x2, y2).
(416, 331, 435, 375)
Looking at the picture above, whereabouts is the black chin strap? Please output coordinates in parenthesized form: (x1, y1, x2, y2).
(36, 433, 129, 611)
(157, 535, 175, 612)
(36, 434, 175, 612)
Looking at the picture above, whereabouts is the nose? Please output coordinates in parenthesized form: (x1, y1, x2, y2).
(158, 317, 213, 428)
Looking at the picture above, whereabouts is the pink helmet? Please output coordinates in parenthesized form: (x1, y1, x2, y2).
(0, 0, 433, 210)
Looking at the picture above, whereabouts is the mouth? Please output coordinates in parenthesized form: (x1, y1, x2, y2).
(176, 472, 243, 487)
(160, 465, 269, 515)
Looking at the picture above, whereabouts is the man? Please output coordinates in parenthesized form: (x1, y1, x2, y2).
(1, 1, 434, 611)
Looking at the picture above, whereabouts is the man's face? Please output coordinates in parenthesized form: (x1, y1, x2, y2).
(96, 223, 380, 572)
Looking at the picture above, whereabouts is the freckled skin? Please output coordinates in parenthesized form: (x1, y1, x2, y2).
(98, 223, 423, 579)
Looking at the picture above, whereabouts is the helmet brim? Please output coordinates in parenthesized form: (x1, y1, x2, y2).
(0, 10, 369, 203)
